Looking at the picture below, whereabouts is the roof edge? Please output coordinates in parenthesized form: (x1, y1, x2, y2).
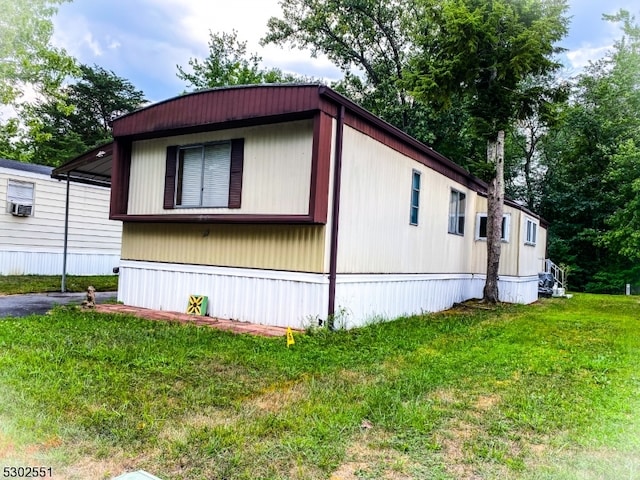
(52, 142, 113, 177)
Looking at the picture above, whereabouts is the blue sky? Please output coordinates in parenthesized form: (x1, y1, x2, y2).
(51, 0, 639, 103)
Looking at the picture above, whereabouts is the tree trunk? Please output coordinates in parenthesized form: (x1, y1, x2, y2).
(483, 130, 505, 303)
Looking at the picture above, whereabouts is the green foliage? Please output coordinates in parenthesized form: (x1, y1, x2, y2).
(0, 295, 638, 478)
(0, 0, 76, 104)
(0, 118, 30, 162)
(20, 64, 146, 166)
(541, 10, 640, 290)
(263, 0, 484, 164)
(409, 0, 569, 139)
(177, 30, 306, 91)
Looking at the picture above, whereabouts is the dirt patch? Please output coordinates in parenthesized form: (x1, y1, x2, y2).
(248, 380, 306, 413)
(330, 427, 415, 480)
(0, 434, 144, 480)
(436, 420, 481, 479)
(428, 387, 464, 406)
(159, 407, 239, 442)
(0, 431, 16, 459)
(474, 394, 501, 411)
(56, 454, 136, 480)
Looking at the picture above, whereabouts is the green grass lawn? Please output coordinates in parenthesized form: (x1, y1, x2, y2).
(0, 294, 638, 479)
(0, 275, 118, 295)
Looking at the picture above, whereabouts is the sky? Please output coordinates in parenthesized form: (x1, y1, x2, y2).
(50, 0, 640, 103)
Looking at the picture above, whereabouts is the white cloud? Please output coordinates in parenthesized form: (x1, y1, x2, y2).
(144, 0, 341, 80)
(52, 13, 103, 60)
(84, 33, 104, 57)
(566, 44, 612, 69)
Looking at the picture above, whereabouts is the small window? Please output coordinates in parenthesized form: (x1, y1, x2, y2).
(409, 170, 420, 225)
(448, 189, 466, 235)
(6, 179, 34, 213)
(476, 213, 510, 242)
(176, 141, 231, 208)
(525, 218, 538, 245)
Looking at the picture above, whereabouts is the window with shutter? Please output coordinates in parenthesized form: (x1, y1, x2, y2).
(166, 139, 242, 209)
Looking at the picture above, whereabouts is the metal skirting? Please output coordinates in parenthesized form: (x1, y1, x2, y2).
(117, 261, 329, 330)
(0, 250, 120, 275)
(334, 274, 482, 328)
(117, 262, 538, 330)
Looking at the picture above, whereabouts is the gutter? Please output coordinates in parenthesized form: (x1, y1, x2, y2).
(327, 105, 345, 328)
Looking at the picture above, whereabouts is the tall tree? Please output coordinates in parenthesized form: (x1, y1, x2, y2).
(0, 0, 75, 104)
(408, 0, 569, 302)
(598, 11, 640, 264)
(264, 0, 416, 129)
(541, 10, 640, 292)
(262, 0, 483, 162)
(177, 30, 304, 90)
(506, 74, 569, 211)
(22, 64, 146, 166)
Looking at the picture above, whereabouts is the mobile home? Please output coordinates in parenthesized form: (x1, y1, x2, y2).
(54, 84, 547, 328)
(1, 157, 121, 276)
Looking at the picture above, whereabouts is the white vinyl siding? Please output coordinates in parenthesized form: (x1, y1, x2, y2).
(448, 189, 466, 235)
(177, 142, 231, 207)
(0, 165, 122, 275)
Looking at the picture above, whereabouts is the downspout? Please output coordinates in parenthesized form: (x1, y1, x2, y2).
(327, 105, 345, 329)
(61, 173, 70, 293)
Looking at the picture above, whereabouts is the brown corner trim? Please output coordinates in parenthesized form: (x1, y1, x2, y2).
(309, 112, 332, 223)
(327, 105, 345, 326)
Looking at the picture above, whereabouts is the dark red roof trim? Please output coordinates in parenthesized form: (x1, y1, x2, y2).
(113, 85, 324, 138)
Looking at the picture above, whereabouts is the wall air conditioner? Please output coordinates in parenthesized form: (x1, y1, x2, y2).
(9, 202, 33, 217)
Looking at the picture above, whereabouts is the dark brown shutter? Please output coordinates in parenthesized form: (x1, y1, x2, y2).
(228, 138, 244, 209)
(164, 146, 178, 209)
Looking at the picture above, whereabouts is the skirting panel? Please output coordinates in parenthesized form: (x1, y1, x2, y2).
(0, 250, 120, 276)
(117, 261, 329, 329)
(498, 275, 539, 304)
(334, 274, 484, 329)
(334, 274, 539, 328)
(117, 262, 539, 330)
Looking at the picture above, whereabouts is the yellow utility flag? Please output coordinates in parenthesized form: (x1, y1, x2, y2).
(286, 327, 295, 347)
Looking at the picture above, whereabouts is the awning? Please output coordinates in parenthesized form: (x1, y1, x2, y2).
(50, 141, 115, 292)
(52, 142, 113, 187)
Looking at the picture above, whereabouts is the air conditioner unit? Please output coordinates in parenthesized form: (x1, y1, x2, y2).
(9, 202, 33, 217)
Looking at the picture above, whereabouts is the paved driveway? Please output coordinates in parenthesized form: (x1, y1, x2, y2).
(0, 292, 117, 317)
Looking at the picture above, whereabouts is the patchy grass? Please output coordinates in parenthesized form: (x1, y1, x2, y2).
(0, 293, 638, 479)
(0, 275, 118, 295)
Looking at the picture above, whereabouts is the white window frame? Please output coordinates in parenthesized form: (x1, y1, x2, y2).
(524, 217, 538, 246)
(475, 213, 511, 242)
(448, 189, 466, 235)
(6, 179, 35, 212)
(175, 141, 231, 208)
(409, 169, 421, 226)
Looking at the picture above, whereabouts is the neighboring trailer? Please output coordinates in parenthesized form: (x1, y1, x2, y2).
(0, 158, 122, 275)
(54, 84, 548, 328)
